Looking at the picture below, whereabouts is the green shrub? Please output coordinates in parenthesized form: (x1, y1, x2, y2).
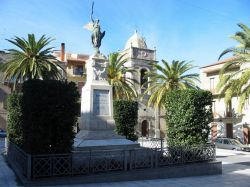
(7, 93, 23, 146)
(165, 90, 213, 146)
(113, 100, 138, 141)
(22, 79, 80, 154)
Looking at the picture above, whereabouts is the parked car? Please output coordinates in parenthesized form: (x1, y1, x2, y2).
(0, 130, 6, 138)
(215, 137, 250, 151)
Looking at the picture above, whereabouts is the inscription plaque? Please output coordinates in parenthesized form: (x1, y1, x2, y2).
(93, 89, 110, 115)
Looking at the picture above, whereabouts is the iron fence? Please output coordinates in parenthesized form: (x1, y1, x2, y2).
(137, 136, 165, 150)
(7, 141, 29, 177)
(7, 141, 216, 180)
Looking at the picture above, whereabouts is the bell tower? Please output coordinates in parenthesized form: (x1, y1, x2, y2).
(121, 31, 161, 138)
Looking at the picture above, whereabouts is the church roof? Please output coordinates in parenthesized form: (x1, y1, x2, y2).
(125, 30, 147, 49)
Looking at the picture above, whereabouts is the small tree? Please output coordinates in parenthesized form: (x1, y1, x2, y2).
(165, 90, 213, 146)
(7, 93, 23, 146)
(108, 52, 138, 100)
(143, 60, 199, 108)
(22, 79, 80, 154)
(113, 100, 138, 141)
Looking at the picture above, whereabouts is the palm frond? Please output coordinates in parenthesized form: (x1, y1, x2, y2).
(0, 34, 64, 87)
(142, 59, 198, 108)
(108, 52, 138, 100)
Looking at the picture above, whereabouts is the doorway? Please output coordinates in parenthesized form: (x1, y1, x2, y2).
(243, 125, 250, 144)
(226, 123, 233, 138)
(141, 120, 149, 137)
(211, 123, 217, 142)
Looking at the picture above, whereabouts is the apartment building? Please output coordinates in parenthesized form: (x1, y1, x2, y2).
(200, 59, 250, 144)
(53, 43, 89, 94)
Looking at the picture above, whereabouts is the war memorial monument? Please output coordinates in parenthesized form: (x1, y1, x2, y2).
(73, 3, 139, 151)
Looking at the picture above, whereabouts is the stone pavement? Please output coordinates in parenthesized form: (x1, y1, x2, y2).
(39, 162, 250, 187)
(1, 139, 250, 187)
(0, 139, 18, 187)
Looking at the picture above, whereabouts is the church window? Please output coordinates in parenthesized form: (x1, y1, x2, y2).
(140, 69, 148, 93)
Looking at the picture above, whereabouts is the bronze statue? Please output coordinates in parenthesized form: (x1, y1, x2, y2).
(84, 2, 105, 54)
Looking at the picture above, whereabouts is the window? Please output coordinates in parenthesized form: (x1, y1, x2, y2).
(244, 98, 249, 110)
(140, 69, 148, 87)
(140, 69, 148, 93)
(73, 65, 83, 76)
(209, 78, 215, 91)
(212, 100, 216, 113)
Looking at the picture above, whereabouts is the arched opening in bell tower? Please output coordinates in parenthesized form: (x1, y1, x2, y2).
(140, 68, 148, 94)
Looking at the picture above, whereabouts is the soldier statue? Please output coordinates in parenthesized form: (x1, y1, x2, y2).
(84, 2, 105, 54)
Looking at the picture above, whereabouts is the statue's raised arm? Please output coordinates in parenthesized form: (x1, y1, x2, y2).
(86, 2, 105, 54)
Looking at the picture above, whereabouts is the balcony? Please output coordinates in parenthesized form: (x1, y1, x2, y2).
(213, 111, 240, 119)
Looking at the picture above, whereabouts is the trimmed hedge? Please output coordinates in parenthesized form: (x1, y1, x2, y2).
(113, 100, 138, 141)
(165, 90, 213, 146)
(22, 80, 80, 154)
(7, 93, 23, 146)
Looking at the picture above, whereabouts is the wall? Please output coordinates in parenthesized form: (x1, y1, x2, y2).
(0, 84, 11, 130)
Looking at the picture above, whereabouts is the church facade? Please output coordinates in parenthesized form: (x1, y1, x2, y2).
(120, 31, 165, 138)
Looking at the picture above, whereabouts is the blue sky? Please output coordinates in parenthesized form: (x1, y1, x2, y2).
(0, 0, 250, 72)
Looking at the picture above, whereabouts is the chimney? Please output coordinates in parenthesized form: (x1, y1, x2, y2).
(60, 43, 65, 61)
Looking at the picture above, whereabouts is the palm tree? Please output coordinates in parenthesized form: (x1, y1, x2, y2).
(217, 23, 250, 112)
(0, 34, 64, 85)
(143, 60, 199, 108)
(107, 52, 138, 100)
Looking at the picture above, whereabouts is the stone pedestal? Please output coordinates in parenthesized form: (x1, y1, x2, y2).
(74, 53, 139, 151)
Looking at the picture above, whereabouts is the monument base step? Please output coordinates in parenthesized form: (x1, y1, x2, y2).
(75, 130, 124, 140)
(73, 138, 140, 151)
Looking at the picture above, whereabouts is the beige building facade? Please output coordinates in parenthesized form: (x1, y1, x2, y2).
(53, 43, 89, 94)
(200, 59, 250, 144)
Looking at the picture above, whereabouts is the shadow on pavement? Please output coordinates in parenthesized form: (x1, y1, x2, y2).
(222, 163, 250, 174)
(216, 156, 227, 158)
(234, 162, 250, 166)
